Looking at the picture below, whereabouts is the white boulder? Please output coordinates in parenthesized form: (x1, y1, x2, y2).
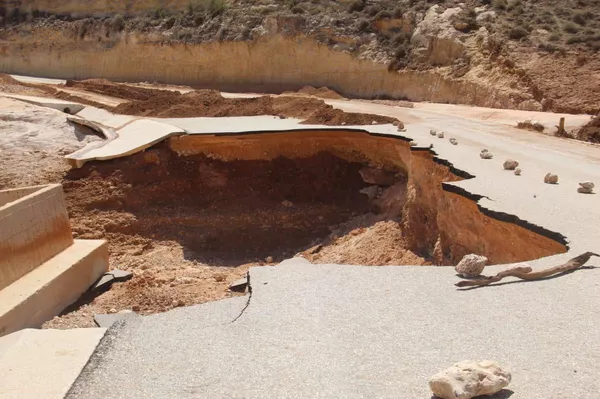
(429, 360, 511, 399)
(503, 159, 519, 170)
(455, 254, 488, 277)
(544, 173, 559, 184)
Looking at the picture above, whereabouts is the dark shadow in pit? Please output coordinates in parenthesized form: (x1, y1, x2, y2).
(64, 146, 393, 266)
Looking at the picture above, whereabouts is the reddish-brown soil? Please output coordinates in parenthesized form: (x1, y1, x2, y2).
(44, 147, 424, 328)
(64, 78, 175, 101)
(114, 90, 400, 125)
(68, 79, 402, 126)
(304, 216, 428, 266)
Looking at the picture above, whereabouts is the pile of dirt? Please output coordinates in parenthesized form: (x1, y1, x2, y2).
(64, 78, 177, 101)
(111, 88, 402, 126)
(284, 86, 345, 100)
(576, 115, 600, 143)
(0, 74, 49, 97)
(303, 217, 428, 266)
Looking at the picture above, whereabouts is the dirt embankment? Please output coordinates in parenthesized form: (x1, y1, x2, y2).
(65, 78, 176, 101)
(69, 79, 402, 126)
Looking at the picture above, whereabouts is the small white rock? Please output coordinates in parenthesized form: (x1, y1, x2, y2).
(544, 173, 559, 184)
(449, 138, 458, 145)
(430, 129, 437, 136)
(281, 200, 294, 207)
(429, 360, 511, 399)
(514, 167, 522, 176)
(579, 181, 595, 190)
(503, 159, 519, 170)
(437, 131, 445, 138)
(409, 141, 418, 147)
(480, 150, 493, 159)
(455, 254, 488, 277)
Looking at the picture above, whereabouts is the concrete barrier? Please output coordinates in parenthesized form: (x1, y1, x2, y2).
(0, 184, 109, 336)
(0, 184, 73, 291)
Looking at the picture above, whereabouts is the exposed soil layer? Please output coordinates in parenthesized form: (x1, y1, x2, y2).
(65, 147, 374, 264)
(65, 78, 175, 101)
(41, 146, 423, 328)
(0, 74, 48, 96)
(304, 217, 428, 266)
(70, 79, 402, 126)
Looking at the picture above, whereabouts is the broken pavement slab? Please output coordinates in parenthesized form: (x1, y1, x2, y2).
(65, 119, 185, 168)
(0, 328, 106, 399)
(67, 262, 600, 398)
(93, 310, 134, 328)
(228, 277, 248, 293)
(0, 93, 85, 114)
(91, 269, 133, 293)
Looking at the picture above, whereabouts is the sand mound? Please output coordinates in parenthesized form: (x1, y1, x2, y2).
(303, 218, 428, 266)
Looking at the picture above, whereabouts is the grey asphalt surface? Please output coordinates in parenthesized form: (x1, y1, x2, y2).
(68, 260, 600, 398)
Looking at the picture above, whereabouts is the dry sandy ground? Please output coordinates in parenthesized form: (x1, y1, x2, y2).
(0, 97, 101, 187)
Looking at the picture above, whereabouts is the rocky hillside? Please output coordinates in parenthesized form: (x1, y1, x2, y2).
(1, 0, 599, 114)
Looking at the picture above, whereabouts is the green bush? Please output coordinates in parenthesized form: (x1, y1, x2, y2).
(564, 22, 579, 33)
(392, 7, 404, 18)
(507, 26, 528, 39)
(392, 31, 410, 45)
(394, 44, 407, 59)
(493, 0, 507, 10)
(357, 18, 370, 32)
(573, 11, 593, 25)
(347, 0, 364, 13)
(112, 14, 125, 31)
(374, 10, 392, 19)
(548, 32, 561, 42)
(365, 5, 382, 17)
(208, 0, 226, 16)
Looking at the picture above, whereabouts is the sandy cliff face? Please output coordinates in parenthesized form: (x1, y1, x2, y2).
(0, 30, 525, 108)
